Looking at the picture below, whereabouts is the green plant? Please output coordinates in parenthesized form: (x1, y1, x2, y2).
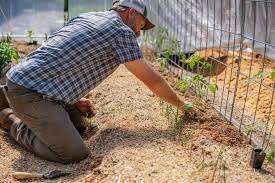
(1, 33, 12, 43)
(157, 57, 169, 71)
(246, 70, 269, 86)
(210, 148, 226, 183)
(177, 54, 217, 98)
(26, 29, 37, 45)
(196, 149, 208, 171)
(267, 150, 275, 164)
(247, 70, 275, 86)
(0, 42, 19, 70)
(157, 36, 182, 71)
(244, 126, 253, 136)
(155, 27, 168, 51)
(158, 54, 217, 138)
(263, 120, 275, 163)
(271, 71, 275, 80)
(180, 54, 187, 63)
(166, 37, 179, 53)
(177, 75, 218, 98)
(26, 29, 33, 44)
(187, 54, 213, 72)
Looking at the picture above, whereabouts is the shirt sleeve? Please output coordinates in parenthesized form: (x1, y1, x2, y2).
(112, 30, 143, 64)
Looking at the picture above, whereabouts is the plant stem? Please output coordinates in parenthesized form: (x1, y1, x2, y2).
(264, 120, 275, 151)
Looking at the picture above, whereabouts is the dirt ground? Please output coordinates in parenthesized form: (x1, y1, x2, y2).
(198, 48, 275, 128)
(203, 50, 275, 121)
(0, 42, 275, 182)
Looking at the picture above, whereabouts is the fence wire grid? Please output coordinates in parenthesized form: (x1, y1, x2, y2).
(143, 0, 275, 153)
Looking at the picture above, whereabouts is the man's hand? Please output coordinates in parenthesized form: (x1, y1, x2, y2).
(74, 98, 96, 118)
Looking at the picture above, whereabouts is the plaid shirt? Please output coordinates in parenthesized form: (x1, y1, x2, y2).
(7, 10, 143, 104)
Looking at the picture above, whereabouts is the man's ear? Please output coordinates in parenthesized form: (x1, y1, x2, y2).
(128, 8, 136, 17)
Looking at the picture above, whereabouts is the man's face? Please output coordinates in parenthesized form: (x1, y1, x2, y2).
(125, 8, 146, 37)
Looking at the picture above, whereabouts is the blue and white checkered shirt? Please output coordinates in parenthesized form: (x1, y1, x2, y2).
(7, 10, 143, 104)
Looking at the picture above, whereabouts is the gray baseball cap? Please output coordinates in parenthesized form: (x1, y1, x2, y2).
(112, 0, 155, 30)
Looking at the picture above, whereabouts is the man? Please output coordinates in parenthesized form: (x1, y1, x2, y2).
(0, 0, 189, 164)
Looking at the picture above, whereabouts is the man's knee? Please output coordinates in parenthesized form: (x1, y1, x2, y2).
(60, 146, 90, 164)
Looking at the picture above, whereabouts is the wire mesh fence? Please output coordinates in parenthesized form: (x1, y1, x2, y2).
(143, 0, 275, 153)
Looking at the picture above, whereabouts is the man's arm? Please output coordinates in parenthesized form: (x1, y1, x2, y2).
(124, 59, 187, 112)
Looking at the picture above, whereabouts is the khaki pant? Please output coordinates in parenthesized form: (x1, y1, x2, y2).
(6, 79, 90, 164)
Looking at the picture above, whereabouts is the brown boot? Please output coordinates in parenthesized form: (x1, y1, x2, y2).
(0, 108, 14, 131)
(0, 87, 9, 111)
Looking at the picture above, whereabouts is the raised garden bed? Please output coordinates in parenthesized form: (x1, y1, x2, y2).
(0, 41, 274, 182)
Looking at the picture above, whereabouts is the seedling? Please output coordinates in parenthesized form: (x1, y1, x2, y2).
(177, 54, 217, 99)
(244, 126, 253, 136)
(155, 27, 168, 51)
(157, 57, 169, 71)
(177, 75, 217, 99)
(263, 120, 275, 163)
(26, 29, 33, 44)
(157, 36, 182, 71)
(246, 69, 275, 86)
(271, 71, 275, 80)
(26, 29, 37, 45)
(267, 150, 275, 164)
(0, 42, 19, 70)
(210, 148, 226, 183)
(1, 33, 12, 44)
(188, 54, 213, 72)
(196, 149, 208, 171)
(246, 70, 269, 86)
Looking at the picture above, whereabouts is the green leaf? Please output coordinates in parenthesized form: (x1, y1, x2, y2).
(177, 80, 188, 92)
(247, 70, 269, 85)
(188, 55, 201, 70)
(267, 151, 275, 164)
(181, 54, 186, 63)
(0, 42, 20, 68)
(189, 59, 196, 70)
(184, 103, 193, 111)
(208, 84, 218, 93)
(157, 57, 169, 69)
(271, 72, 275, 79)
(244, 127, 253, 136)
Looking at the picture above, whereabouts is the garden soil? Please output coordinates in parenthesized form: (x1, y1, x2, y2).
(144, 46, 275, 135)
(0, 42, 275, 182)
(199, 48, 275, 129)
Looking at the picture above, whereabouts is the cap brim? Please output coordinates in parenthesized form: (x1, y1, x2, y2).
(142, 18, 155, 30)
